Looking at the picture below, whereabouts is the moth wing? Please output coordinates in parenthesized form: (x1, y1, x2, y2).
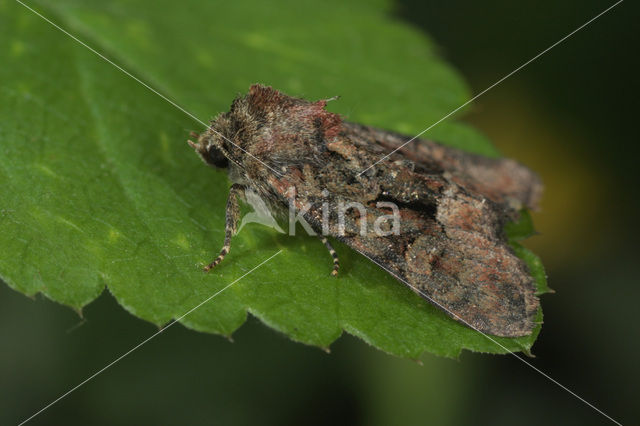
(341, 187, 538, 338)
(245, 87, 540, 338)
(265, 168, 539, 338)
(343, 122, 542, 211)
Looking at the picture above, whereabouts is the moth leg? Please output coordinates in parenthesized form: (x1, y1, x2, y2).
(318, 236, 340, 276)
(204, 183, 245, 272)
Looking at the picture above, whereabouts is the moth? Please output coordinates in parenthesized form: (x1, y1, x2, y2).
(189, 84, 543, 337)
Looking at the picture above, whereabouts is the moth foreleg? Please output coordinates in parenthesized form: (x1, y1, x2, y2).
(204, 183, 245, 272)
(318, 236, 340, 276)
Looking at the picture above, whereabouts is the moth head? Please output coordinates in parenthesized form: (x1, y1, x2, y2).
(187, 128, 229, 169)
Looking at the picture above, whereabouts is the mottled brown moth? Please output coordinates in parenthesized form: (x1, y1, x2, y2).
(189, 84, 543, 337)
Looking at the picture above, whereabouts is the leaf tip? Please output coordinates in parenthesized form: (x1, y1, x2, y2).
(73, 306, 84, 319)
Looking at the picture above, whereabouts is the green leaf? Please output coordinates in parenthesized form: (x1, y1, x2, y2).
(504, 209, 536, 241)
(0, 0, 548, 358)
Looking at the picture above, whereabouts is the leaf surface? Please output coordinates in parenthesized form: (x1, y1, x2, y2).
(0, 0, 547, 357)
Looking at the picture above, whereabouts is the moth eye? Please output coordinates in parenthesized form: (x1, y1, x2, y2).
(207, 146, 229, 169)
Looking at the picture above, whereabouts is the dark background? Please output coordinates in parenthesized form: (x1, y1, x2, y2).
(1, 1, 637, 425)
